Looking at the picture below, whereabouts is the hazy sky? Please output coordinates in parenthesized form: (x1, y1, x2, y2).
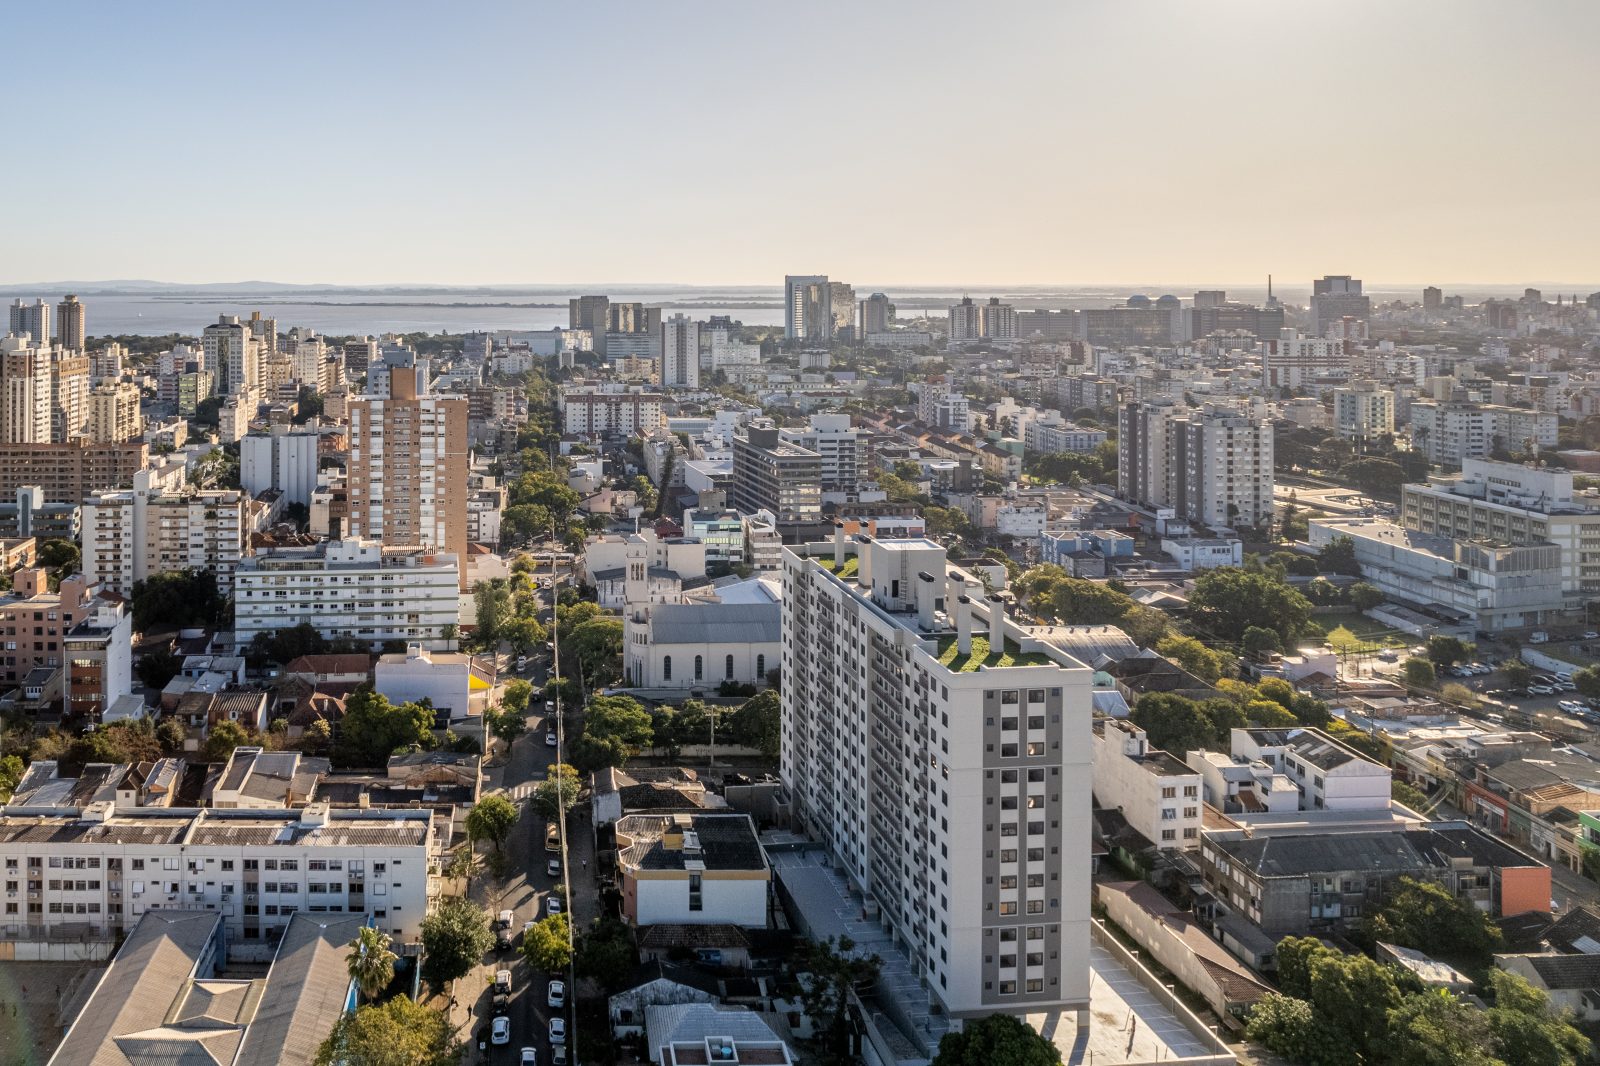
(7, 1, 1598, 287)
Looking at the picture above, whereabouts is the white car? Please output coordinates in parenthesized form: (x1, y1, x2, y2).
(1530, 685, 1557, 696)
(546, 858, 562, 877)
(1559, 701, 1585, 713)
(546, 896, 563, 917)
(521, 1048, 537, 1066)
(492, 1017, 511, 1046)
(545, 730, 558, 748)
(549, 1018, 567, 1045)
(547, 979, 566, 1008)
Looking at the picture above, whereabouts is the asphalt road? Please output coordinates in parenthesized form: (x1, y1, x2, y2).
(462, 563, 601, 1063)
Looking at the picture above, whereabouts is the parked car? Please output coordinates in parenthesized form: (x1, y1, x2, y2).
(1530, 685, 1557, 695)
(516, 655, 529, 671)
(493, 994, 510, 1015)
(492, 1017, 511, 1046)
(548, 980, 566, 1008)
(521, 1049, 538, 1066)
(545, 729, 558, 747)
(547, 858, 562, 877)
(546, 896, 563, 917)
(1583, 631, 1598, 640)
(550, 1047, 568, 1065)
(549, 1018, 567, 1045)
(495, 970, 512, 995)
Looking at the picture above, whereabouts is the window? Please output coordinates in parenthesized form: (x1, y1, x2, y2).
(725, 654, 734, 680)
(999, 981, 1016, 995)
(663, 656, 672, 680)
(694, 655, 703, 680)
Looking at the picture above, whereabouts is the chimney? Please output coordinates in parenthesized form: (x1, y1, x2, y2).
(856, 535, 873, 590)
(990, 592, 1007, 648)
(947, 572, 967, 616)
(833, 522, 845, 567)
(916, 572, 936, 630)
(957, 595, 973, 654)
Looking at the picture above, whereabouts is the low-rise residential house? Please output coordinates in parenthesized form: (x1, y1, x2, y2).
(1494, 954, 1600, 1022)
(1091, 719, 1203, 850)
(1198, 821, 1551, 937)
(1185, 749, 1299, 815)
(373, 643, 494, 727)
(615, 813, 770, 928)
(608, 963, 722, 1040)
(1231, 727, 1391, 811)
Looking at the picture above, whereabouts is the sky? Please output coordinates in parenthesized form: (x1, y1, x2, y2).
(6, 0, 1599, 288)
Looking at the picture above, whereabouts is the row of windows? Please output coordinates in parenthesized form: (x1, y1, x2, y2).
(661, 654, 765, 682)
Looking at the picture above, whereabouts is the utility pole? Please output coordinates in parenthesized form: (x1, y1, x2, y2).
(548, 517, 577, 1064)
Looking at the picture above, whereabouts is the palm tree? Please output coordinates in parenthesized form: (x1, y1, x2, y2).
(346, 925, 397, 1003)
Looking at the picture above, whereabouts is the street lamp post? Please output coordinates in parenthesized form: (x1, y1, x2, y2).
(548, 519, 577, 1064)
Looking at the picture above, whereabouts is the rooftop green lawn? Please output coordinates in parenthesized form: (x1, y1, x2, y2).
(934, 634, 1053, 672)
(815, 556, 859, 578)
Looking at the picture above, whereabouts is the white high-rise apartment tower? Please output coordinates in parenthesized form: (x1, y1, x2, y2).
(660, 314, 700, 388)
(784, 275, 830, 341)
(859, 292, 894, 336)
(8, 299, 51, 346)
(203, 315, 261, 398)
(949, 297, 982, 343)
(781, 534, 1093, 1018)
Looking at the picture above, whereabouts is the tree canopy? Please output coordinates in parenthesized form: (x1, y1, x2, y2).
(465, 794, 519, 853)
(523, 912, 573, 973)
(314, 996, 458, 1066)
(1188, 567, 1313, 642)
(419, 897, 494, 990)
(130, 569, 224, 630)
(335, 689, 435, 768)
(931, 1013, 1061, 1066)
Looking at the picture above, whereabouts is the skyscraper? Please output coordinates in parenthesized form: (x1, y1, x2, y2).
(1118, 400, 1274, 528)
(247, 311, 278, 356)
(859, 292, 894, 336)
(0, 334, 52, 444)
(660, 314, 700, 388)
(569, 295, 610, 355)
(948, 296, 982, 343)
(55, 295, 85, 351)
(784, 275, 830, 341)
(8, 299, 51, 347)
(1423, 286, 1443, 311)
(202, 315, 261, 398)
(780, 535, 1094, 1017)
(827, 281, 855, 342)
(981, 297, 1018, 339)
(346, 356, 469, 587)
(1309, 275, 1371, 336)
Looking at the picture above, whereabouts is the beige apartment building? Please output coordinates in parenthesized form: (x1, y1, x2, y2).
(347, 360, 469, 587)
(87, 383, 144, 443)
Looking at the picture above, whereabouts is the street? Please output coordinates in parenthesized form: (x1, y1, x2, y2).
(451, 556, 601, 1063)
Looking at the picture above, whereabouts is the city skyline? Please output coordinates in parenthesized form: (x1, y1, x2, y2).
(5, 1, 1598, 286)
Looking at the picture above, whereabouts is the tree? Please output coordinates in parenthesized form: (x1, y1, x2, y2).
(1502, 660, 1533, 689)
(1242, 626, 1284, 659)
(486, 706, 526, 747)
(502, 679, 533, 715)
(1315, 535, 1362, 577)
(1486, 969, 1591, 1066)
(465, 794, 519, 853)
(798, 936, 882, 1066)
(1245, 699, 1299, 728)
(1129, 694, 1214, 755)
(1275, 936, 1338, 999)
(1348, 582, 1385, 610)
(156, 718, 188, 754)
(1393, 778, 1430, 810)
(1385, 989, 1501, 1066)
(1189, 567, 1313, 642)
(728, 690, 781, 759)
(136, 646, 183, 689)
(503, 616, 546, 655)
(247, 621, 331, 667)
(202, 720, 251, 762)
(1363, 876, 1503, 969)
(931, 1013, 1061, 1066)
(130, 569, 223, 630)
(38, 538, 80, 574)
(473, 580, 513, 646)
(566, 616, 623, 684)
(1245, 994, 1343, 1066)
(1155, 634, 1230, 683)
(1307, 952, 1402, 1063)
(346, 926, 398, 1003)
(1427, 635, 1474, 667)
(1573, 666, 1600, 700)
(0, 754, 22, 802)
(1404, 657, 1438, 688)
(583, 694, 653, 750)
(531, 763, 581, 821)
(1341, 457, 1409, 501)
(568, 732, 629, 773)
(574, 917, 637, 994)
(523, 912, 573, 973)
(314, 996, 458, 1066)
(335, 689, 435, 768)
(419, 897, 494, 990)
